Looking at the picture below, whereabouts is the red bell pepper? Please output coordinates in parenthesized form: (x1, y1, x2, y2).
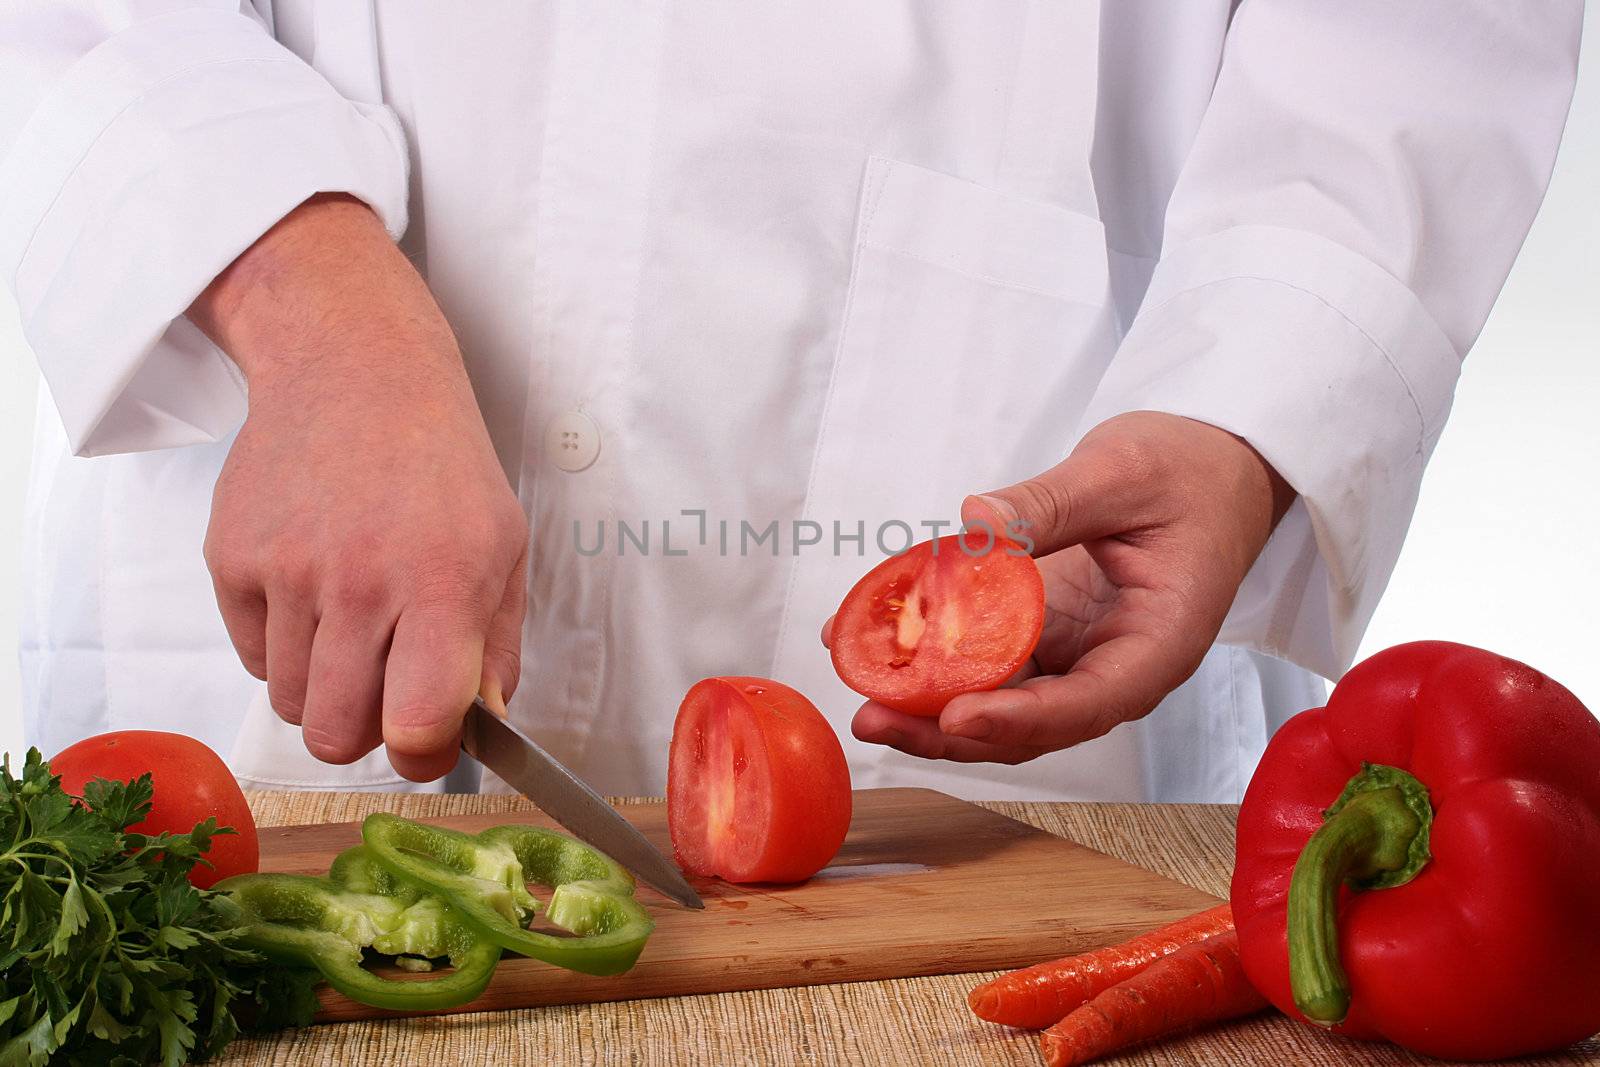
(1231, 641, 1600, 1061)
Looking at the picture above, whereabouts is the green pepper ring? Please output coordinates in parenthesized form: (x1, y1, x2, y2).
(360, 813, 655, 977)
(217, 846, 502, 1012)
(218, 815, 656, 1012)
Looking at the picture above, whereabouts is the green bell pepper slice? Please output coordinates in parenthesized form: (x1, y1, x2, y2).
(360, 812, 655, 976)
(217, 844, 502, 1012)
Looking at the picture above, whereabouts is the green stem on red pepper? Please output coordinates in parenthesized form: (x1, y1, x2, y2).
(1287, 763, 1434, 1026)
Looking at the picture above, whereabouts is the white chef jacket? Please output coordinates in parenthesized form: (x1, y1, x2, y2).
(0, 2, 1580, 801)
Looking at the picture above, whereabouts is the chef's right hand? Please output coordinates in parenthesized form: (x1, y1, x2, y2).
(188, 194, 529, 781)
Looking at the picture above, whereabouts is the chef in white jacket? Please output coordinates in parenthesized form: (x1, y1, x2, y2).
(0, 2, 1581, 800)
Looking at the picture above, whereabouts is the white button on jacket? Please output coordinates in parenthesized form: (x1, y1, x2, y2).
(547, 411, 601, 474)
(0, 2, 1581, 800)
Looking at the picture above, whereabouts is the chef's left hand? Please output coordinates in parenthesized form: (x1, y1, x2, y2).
(824, 411, 1295, 765)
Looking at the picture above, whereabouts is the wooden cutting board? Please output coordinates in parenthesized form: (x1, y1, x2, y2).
(256, 787, 1220, 1021)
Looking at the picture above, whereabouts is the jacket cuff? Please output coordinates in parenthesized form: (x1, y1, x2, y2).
(0, 9, 409, 457)
(1080, 224, 1462, 678)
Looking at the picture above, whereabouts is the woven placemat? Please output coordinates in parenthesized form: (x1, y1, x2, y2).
(216, 793, 1599, 1067)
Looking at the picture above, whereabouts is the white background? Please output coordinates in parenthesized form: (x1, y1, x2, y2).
(0, 19, 1596, 756)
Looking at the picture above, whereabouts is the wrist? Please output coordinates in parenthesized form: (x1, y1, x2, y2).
(190, 193, 367, 365)
(1167, 414, 1294, 528)
(188, 194, 458, 391)
(1230, 429, 1296, 528)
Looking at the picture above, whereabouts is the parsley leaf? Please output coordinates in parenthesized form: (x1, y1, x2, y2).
(0, 750, 320, 1064)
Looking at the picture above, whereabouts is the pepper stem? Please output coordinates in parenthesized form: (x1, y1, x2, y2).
(1287, 762, 1433, 1027)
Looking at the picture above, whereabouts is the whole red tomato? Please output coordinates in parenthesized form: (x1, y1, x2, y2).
(51, 731, 259, 888)
(668, 677, 852, 884)
(831, 532, 1045, 715)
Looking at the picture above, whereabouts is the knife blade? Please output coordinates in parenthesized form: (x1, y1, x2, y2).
(461, 696, 704, 909)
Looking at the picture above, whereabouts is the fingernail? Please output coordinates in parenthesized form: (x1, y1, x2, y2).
(949, 717, 993, 740)
(974, 494, 1018, 523)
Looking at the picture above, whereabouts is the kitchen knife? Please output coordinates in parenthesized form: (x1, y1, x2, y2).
(461, 696, 704, 909)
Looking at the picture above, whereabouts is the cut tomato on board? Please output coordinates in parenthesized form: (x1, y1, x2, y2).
(667, 677, 852, 884)
(830, 532, 1045, 716)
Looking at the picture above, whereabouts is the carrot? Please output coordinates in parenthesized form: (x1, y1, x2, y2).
(1038, 929, 1269, 1067)
(968, 903, 1235, 1029)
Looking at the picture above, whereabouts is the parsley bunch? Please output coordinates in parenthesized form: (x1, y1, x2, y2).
(0, 750, 319, 1065)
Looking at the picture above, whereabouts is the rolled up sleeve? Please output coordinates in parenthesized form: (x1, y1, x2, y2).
(1081, 1, 1582, 679)
(0, 4, 409, 457)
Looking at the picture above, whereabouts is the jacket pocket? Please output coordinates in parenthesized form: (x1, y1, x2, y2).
(803, 155, 1118, 548)
(773, 157, 1122, 792)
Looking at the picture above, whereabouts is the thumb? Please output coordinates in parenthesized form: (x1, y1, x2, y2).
(963, 450, 1148, 558)
(382, 607, 480, 782)
(480, 546, 528, 710)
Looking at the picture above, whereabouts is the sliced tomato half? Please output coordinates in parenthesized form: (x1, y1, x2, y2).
(830, 531, 1045, 716)
(667, 677, 852, 884)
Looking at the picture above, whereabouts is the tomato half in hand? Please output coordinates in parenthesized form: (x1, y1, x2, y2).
(51, 731, 259, 888)
(667, 677, 852, 884)
(830, 532, 1045, 716)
